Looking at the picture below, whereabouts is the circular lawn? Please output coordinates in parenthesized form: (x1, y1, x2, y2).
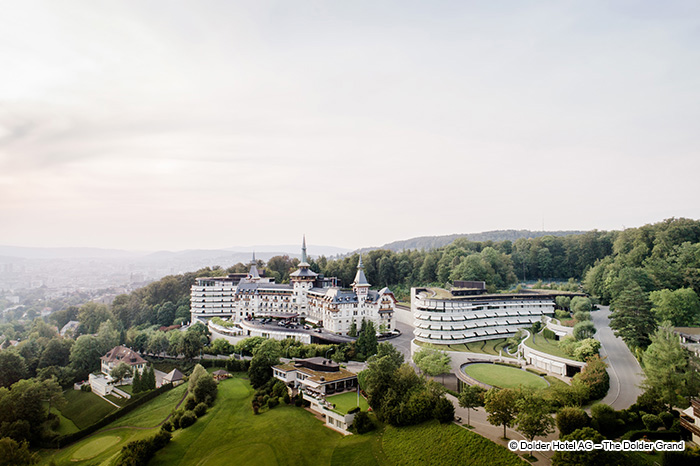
(463, 363, 548, 389)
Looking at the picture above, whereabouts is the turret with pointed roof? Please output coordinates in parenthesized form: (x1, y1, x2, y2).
(290, 235, 318, 280)
(248, 252, 260, 280)
(299, 234, 310, 267)
(352, 255, 370, 300)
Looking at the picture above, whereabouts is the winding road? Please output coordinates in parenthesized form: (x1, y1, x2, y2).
(591, 305, 645, 409)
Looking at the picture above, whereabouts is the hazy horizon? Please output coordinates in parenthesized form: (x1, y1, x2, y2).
(2, 1, 699, 251)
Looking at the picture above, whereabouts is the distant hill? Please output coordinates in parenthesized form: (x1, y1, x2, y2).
(365, 230, 587, 252)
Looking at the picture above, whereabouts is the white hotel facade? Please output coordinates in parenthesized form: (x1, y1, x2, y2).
(412, 282, 561, 345)
(190, 238, 395, 335)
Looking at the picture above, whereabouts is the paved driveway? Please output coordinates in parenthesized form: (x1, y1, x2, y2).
(591, 305, 645, 409)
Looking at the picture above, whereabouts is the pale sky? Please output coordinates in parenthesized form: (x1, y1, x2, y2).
(1, 1, 699, 251)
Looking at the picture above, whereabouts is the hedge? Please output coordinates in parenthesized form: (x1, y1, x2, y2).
(198, 358, 250, 372)
(494, 361, 520, 367)
(542, 328, 557, 340)
(525, 368, 547, 376)
(42, 383, 175, 449)
(620, 430, 683, 442)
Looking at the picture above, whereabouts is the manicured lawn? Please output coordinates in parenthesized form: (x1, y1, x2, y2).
(524, 333, 569, 359)
(39, 385, 189, 465)
(71, 435, 122, 461)
(463, 363, 548, 390)
(50, 407, 79, 436)
(327, 391, 369, 414)
(118, 384, 133, 394)
(151, 375, 530, 466)
(42, 374, 530, 466)
(151, 375, 342, 466)
(109, 383, 188, 428)
(60, 389, 118, 429)
(383, 421, 528, 466)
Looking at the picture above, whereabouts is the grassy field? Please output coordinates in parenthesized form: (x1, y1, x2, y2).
(43, 374, 529, 466)
(50, 407, 80, 436)
(326, 391, 369, 414)
(109, 384, 188, 428)
(40, 385, 188, 465)
(383, 422, 527, 466)
(463, 363, 548, 390)
(60, 390, 118, 429)
(524, 333, 569, 359)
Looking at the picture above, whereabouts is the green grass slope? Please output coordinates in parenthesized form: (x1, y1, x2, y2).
(43, 374, 528, 466)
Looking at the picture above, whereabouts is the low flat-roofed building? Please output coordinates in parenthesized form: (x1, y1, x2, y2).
(273, 357, 360, 434)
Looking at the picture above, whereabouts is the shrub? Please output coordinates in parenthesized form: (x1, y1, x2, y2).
(573, 311, 591, 322)
(352, 411, 375, 434)
(80, 384, 92, 392)
(161, 421, 173, 432)
(591, 404, 618, 437)
(116, 430, 171, 466)
(185, 396, 197, 411)
(642, 414, 663, 431)
(179, 411, 197, 428)
(283, 392, 290, 404)
(193, 375, 218, 406)
(570, 296, 592, 314)
(575, 355, 609, 401)
(556, 407, 590, 436)
(542, 328, 557, 340)
(555, 309, 570, 320)
(660, 412, 675, 430)
(267, 397, 279, 409)
(348, 406, 361, 415)
(432, 397, 455, 423)
(170, 409, 184, 429)
(194, 402, 208, 418)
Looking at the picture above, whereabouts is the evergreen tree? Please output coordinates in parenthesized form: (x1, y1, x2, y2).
(132, 368, 142, 393)
(145, 366, 156, 390)
(348, 320, 357, 337)
(356, 319, 378, 359)
(609, 284, 656, 348)
(642, 322, 700, 410)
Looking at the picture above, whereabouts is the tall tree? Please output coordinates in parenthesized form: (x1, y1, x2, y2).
(515, 390, 555, 456)
(69, 335, 103, 378)
(110, 362, 133, 384)
(0, 351, 27, 388)
(484, 388, 519, 439)
(458, 385, 485, 427)
(641, 321, 700, 410)
(649, 288, 700, 326)
(609, 284, 656, 348)
(413, 346, 451, 382)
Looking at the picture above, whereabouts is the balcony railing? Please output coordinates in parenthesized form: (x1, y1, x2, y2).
(681, 415, 700, 437)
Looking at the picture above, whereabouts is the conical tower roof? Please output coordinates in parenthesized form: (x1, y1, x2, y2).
(352, 255, 369, 287)
(248, 252, 260, 279)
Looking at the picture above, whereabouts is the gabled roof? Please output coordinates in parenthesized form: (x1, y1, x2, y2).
(101, 346, 147, 366)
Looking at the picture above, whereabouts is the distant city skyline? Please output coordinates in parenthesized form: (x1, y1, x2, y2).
(2, 1, 699, 251)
